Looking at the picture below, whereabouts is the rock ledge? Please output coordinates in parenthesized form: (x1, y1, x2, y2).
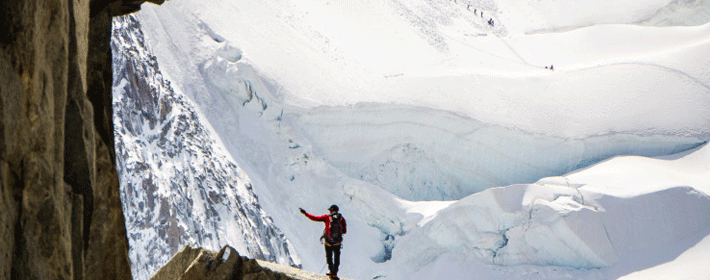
(151, 246, 350, 280)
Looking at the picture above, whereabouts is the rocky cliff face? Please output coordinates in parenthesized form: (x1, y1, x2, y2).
(0, 1, 162, 279)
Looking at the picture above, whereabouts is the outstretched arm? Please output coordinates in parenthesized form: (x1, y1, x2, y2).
(299, 208, 328, 222)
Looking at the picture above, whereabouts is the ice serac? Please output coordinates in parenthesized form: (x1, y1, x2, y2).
(392, 176, 710, 274)
(295, 103, 707, 201)
(111, 15, 300, 280)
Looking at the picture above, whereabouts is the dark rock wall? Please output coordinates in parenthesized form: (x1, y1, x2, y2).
(0, 0, 162, 279)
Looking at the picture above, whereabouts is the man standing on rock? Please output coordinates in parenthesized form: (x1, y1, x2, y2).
(300, 205, 347, 279)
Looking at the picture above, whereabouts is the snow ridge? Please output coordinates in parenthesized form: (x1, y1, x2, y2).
(111, 15, 300, 280)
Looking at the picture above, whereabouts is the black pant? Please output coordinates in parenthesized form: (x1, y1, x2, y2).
(325, 244, 341, 275)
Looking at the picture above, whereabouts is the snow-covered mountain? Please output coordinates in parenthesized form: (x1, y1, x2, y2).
(112, 0, 710, 279)
(111, 15, 299, 280)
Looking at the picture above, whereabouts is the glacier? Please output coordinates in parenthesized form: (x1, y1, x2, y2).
(111, 0, 710, 279)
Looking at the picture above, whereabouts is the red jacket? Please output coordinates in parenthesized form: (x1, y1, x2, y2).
(304, 211, 347, 238)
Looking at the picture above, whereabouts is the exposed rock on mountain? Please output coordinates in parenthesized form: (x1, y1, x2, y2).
(152, 246, 345, 280)
(150, 246, 288, 280)
(111, 15, 300, 280)
(0, 0, 162, 279)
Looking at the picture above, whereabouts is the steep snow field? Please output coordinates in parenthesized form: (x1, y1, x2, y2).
(119, 0, 710, 279)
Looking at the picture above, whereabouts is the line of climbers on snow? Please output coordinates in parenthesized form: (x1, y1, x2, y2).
(447, 0, 557, 70)
(449, 0, 497, 27)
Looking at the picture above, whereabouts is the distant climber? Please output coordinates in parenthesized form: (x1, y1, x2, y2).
(300, 205, 347, 279)
(488, 18, 495, 26)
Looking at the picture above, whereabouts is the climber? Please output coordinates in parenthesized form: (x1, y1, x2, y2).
(300, 205, 347, 279)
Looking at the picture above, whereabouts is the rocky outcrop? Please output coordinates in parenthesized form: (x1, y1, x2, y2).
(149, 246, 287, 280)
(151, 246, 344, 280)
(0, 0, 162, 279)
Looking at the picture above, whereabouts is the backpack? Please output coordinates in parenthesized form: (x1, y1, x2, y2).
(324, 213, 343, 245)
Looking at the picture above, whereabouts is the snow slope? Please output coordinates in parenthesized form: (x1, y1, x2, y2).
(112, 0, 710, 279)
(134, 0, 710, 201)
